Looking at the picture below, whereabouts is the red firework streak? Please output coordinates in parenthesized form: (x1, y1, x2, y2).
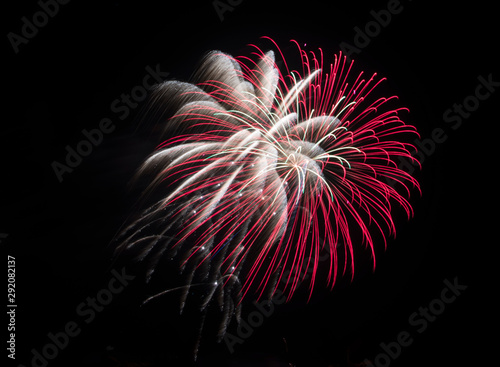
(113, 37, 420, 322)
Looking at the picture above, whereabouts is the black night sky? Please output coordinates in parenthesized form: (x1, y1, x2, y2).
(2, 1, 498, 366)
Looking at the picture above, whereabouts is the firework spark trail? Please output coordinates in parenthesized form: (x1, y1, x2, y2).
(112, 37, 420, 353)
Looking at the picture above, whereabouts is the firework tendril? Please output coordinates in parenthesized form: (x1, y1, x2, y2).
(112, 37, 420, 351)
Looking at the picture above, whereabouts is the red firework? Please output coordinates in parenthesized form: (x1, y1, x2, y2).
(113, 37, 420, 326)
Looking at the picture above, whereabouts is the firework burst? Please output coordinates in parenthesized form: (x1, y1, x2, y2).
(112, 37, 420, 350)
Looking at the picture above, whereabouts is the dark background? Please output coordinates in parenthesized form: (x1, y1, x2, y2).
(2, 0, 497, 366)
